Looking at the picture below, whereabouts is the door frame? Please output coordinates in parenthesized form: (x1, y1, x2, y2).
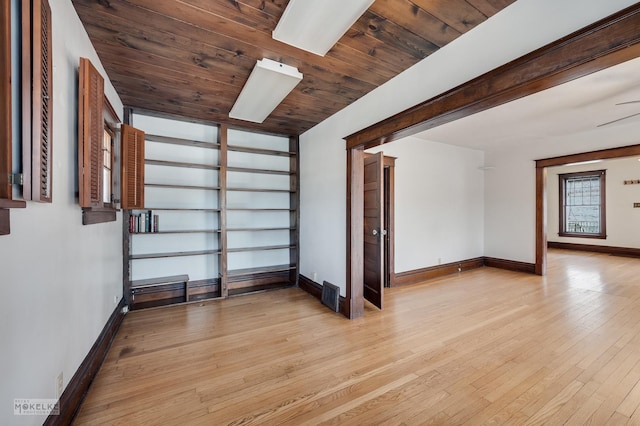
(383, 156, 396, 288)
(535, 144, 640, 275)
(343, 5, 640, 319)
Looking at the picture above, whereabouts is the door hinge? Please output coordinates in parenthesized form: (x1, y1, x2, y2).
(9, 173, 23, 185)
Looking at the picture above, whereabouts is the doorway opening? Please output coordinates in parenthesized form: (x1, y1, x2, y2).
(535, 144, 640, 275)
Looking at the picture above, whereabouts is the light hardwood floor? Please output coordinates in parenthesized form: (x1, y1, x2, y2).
(74, 249, 640, 425)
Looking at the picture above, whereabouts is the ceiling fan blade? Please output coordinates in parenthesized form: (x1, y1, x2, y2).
(597, 112, 640, 127)
(616, 100, 640, 105)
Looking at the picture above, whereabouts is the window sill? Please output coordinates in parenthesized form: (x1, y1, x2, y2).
(83, 207, 117, 225)
(0, 199, 27, 209)
(0, 199, 27, 236)
(558, 232, 607, 240)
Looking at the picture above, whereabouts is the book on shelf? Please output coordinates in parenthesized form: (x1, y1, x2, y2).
(129, 210, 159, 233)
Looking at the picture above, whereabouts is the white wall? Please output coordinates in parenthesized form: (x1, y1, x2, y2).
(0, 0, 123, 424)
(368, 137, 484, 273)
(299, 0, 638, 294)
(547, 158, 640, 248)
(483, 152, 537, 263)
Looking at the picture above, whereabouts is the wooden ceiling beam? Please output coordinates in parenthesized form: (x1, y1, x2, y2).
(346, 3, 640, 149)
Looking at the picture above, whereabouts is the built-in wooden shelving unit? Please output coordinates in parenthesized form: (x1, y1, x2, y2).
(123, 114, 298, 309)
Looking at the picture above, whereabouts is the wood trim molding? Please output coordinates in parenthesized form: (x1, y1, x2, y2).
(393, 257, 536, 287)
(346, 4, 640, 150)
(44, 298, 126, 425)
(484, 257, 536, 274)
(346, 147, 364, 319)
(558, 170, 607, 239)
(536, 144, 640, 169)
(219, 124, 228, 298)
(535, 167, 547, 275)
(393, 257, 485, 287)
(299, 274, 348, 318)
(548, 241, 640, 258)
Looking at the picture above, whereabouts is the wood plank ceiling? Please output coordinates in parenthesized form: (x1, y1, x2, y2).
(72, 0, 516, 136)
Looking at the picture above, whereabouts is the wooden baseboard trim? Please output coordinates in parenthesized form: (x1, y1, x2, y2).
(548, 241, 640, 258)
(44, 298, 126, 425)
(393, 257, 485, 287)
(393, 256, 536, 287)
(299, 274, 348, 318)
(483, 257, 537, 274)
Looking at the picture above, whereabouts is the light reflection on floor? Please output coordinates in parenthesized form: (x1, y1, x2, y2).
(565, 266, 605, 292)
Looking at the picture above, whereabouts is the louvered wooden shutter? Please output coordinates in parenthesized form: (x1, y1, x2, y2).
(30, 0, 53, 202)
(0, 0, 11, 200)
(78, 57, 104, 207)
(120, 124, 145, 209)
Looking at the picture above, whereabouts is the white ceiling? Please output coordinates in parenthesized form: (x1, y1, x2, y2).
(414, 56, 640, 160)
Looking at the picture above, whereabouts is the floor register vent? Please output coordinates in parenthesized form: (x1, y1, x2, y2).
(321, 281, 340, 313)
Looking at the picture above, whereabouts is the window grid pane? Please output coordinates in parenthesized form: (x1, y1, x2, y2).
(103, 129, 112, 203)
(564, 175, 601, 234)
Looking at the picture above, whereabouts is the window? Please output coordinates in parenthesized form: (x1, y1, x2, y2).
(559, 170, 606, 238)
(103, 126, 114, 204)
(78, 57, 144, 224)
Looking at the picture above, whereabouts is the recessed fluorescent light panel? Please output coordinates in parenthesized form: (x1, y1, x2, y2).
(229, 58, 303, 123)
(273, 0, 375, 56)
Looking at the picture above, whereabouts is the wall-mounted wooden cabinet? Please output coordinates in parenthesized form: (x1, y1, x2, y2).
(123, 114, 298, 309)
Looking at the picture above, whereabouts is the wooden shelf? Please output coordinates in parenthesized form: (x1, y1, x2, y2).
(131, 249, 221, 260)
(226, 208, 294, 212)
(227, 144, 295, 157)
(146, 159, 220, 170)
(146, 183, 220, 191)
(226, 264, 296, 277)
(227, 166, 292, 176)
(227, 187, 295, 193)
(227, 227, 295, 232)
(146, 134, 220, 150)
(227, 244, 295, 253)
(140, 208, 221, 212)
(132, 230, 221, 235)
(131, 274, 189, 289)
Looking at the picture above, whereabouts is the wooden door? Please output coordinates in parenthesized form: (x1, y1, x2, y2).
(363, 152, 384, 309)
